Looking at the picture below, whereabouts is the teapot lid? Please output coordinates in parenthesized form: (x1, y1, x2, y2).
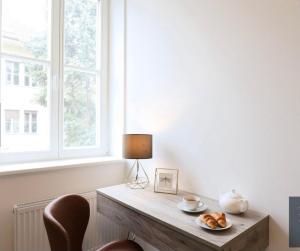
(226, 189, 243, 199)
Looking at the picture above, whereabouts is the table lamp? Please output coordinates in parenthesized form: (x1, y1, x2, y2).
(123, 134, 152, 189)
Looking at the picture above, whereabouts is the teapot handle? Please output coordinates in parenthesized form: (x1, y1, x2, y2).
(239, 199, 248, 213)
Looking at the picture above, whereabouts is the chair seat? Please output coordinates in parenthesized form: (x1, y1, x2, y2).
(98, 240, 143, 251)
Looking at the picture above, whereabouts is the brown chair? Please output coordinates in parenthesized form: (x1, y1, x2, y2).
(43, 194, 143, 251)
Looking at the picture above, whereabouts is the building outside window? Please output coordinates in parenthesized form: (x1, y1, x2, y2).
(4, 61, 40, 87)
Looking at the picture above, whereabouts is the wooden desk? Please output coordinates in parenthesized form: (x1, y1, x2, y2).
(97, 184, 269, 251)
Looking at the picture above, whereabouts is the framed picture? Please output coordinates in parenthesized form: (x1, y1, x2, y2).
(154, 168, 179, 194)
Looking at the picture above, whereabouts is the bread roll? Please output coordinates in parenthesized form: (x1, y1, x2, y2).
(211, 212, 227, 228)
(199, 214, 218, 229)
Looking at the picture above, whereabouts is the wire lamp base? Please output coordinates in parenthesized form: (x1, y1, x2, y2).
(126, 159, 149, 189)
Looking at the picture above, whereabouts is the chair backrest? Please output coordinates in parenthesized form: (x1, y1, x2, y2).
(43, 195, 90, 251)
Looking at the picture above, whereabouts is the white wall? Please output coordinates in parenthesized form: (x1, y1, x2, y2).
(0, 162, 126, 251)
(124, 1, 300, 250)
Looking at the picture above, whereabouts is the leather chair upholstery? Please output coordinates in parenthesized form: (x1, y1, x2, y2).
(43, 194, 143, 251)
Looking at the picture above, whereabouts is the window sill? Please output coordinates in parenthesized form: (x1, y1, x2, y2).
(0, 156, 125, 177)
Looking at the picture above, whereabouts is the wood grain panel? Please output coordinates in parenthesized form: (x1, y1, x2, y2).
(98, 194, 216, 251)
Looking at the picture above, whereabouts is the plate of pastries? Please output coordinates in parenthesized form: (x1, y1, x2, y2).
(195, 212, 232, 230)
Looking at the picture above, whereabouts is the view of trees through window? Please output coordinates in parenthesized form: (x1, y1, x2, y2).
(0, 0, 100, 152)
(63, 0, 99, 148)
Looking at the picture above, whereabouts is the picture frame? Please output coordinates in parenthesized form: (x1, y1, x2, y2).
(154, 168, 179, 195)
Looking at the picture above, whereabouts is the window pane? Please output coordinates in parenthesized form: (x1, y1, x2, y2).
(1, 0, 51, 60)
(6, 62, 12, 84)
(64, 0, 98, 69)
(24, 112, 30, 133)
(13, 75, 19, 85)
(5, 110, 19, 133)
(5, 121, 10, 133)
(32, 112, 37, 133)
(24, 66, 30, 86)
(0, 58, 50, 152)
(13, 62, 19, 73)
(25, 63, 48, 89)
(63, 70, 98, 148)
(25, 76, 30, 86)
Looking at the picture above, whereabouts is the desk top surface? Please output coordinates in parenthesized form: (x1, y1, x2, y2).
(97, 184, 268, 249)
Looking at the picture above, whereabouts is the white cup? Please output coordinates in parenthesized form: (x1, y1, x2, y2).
(183, 195, 202, 210)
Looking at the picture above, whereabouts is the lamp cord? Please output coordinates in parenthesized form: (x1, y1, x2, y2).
(136, 160, 139, 181)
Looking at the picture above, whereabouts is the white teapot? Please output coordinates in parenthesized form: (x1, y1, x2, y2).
(219, 189, 248, 214)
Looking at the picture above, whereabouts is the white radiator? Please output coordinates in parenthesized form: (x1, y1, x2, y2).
(13, 191, 128, 251)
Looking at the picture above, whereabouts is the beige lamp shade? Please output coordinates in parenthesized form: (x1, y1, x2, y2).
(123, 134, 152, 159)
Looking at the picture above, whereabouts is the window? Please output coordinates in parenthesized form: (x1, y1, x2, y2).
(23, 63, 47, 87)
(5, 110, 19, 133)
(1, 0, 51, 154)
(6, 61, 41, 87)
(5, 60, 20, 85)
(24, 66, 30, 86)
(24, 111, 37, 134)
(0, 0, 107, 163)
(63, 0, 100, 148)
(5, 61, 20, 85)
(13, 62, 20, 85)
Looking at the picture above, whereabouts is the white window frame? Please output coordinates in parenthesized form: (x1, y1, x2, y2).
(0, 0, 109, 164)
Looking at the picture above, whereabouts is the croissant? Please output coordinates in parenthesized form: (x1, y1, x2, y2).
(211, 212, 227, 228)
(199, 214, 218, 229)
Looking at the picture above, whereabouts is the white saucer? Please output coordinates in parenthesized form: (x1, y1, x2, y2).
(177, 202, 208, 213)
(195, 217, 232, 231)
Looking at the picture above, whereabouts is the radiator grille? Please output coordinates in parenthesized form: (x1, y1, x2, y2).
(13, 191, 128, 251)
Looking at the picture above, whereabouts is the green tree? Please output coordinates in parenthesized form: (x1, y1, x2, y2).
(63, 0, 97, 147)
(26, 0, 98, 147)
